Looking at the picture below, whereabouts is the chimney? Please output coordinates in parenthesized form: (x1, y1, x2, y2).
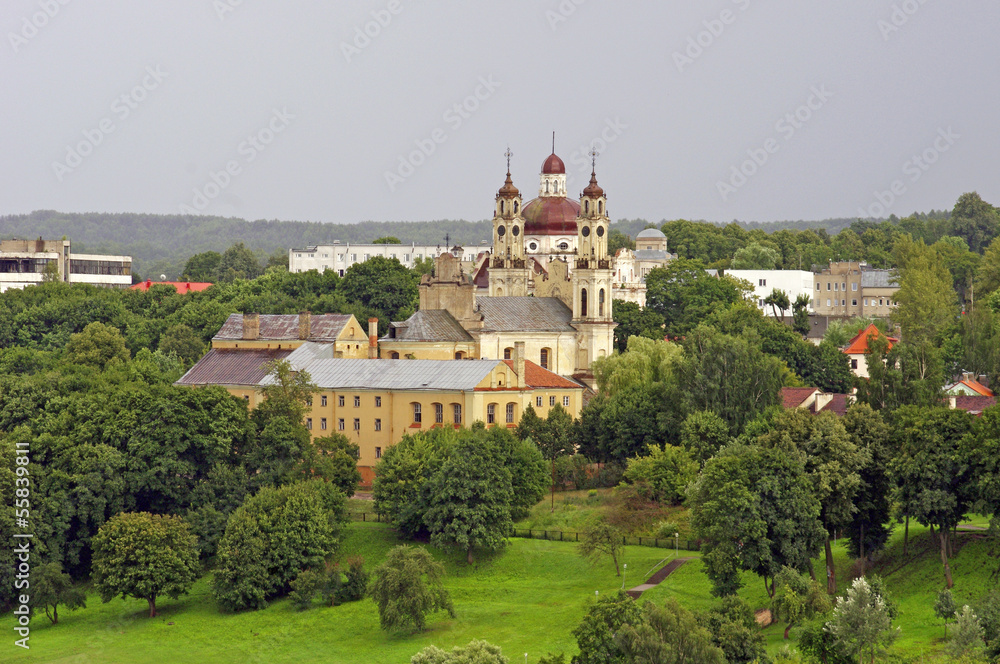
(243, 313, 260, 340)
(980, 374, 990, 389)
(298, 311, 312, 340)
(368, 318, 378, 359)
(514, 341, 526, 389)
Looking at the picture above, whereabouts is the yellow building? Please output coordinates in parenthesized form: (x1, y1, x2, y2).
(177, 340, 584, 486)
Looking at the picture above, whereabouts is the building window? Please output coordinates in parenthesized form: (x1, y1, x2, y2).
(851, 359, 858, 370)
(434, 403, 443, 424)
(306, 396, 313, 406)
(842, 299, 846, 306)
(880, 298, 884, 306)
(506, 403, 515, 424)
(306, 418, 312, 430)
(452, 404, 461, 424)
(321, 395, 327, 407)
(864, 299, 868, 306)
(243, 395, 250, 402)
(563, 396, 570, 407)
(599, 288, 605, 317)
(834, 282, 839, 291)
(404, 254, 410, 261)
(321, 418, 327, 430)
(354, 418, 360, 431)
(816, 282, 820, 290)
(581, 288, 588, 316)
(390, 352, 399, 359)
(413, 403, 421, 424)
(375, 396, 382, 407)
(759, 278, 766, 287)
(375, 446, 382, 459)
(842, 283, 846, 291)
(351, 253, 357, 261)
(504, 347, 512, 360)
(827, 283, 831, 291)
(852, 283, 858, 291)
(549, 395, 556, 407)
(455, 352, 463, 359)
(852, 299, 858, 306)
(487, 403, 496, 424)
(826, 299, 831, 306)
(338, 418, 345, 430)
(338, 395, 345, 407)
(354, 395, 360, 407)
(540, 348, 549, 370)
(536, 396, 543, 407)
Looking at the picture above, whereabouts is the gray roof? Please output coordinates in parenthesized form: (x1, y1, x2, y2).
(476, 296, 574, 332)
(634, 249, 670, 261)
(636, 228, 666, 239)
(214, 313, 353, 342)
(266, 358, 500, 391)
(175, 348, 292, 386)
(862, 270, 896, 288)
(285, 342, 336, 369)
(382, 310, 474, 343)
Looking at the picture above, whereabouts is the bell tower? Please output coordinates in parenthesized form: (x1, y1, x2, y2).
(488, 148, 529, 297)
(571, 150, 616, 381)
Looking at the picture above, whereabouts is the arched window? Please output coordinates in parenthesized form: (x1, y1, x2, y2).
(514, 201, 519, 213)
(599, 288, 606, 317)
(412, 402, 421, 424)
(390, 352, 399, 359)
(503, 347, 513, 360)
(455, 351, 464, 359)
(584, 200, 589, 213)
(581, 288, 588, 317)
(599, 201, 603, 214)
(540, 348, 550, 370)
(505, 403, 516, 424)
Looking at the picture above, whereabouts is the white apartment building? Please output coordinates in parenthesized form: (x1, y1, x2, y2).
(289, 241, 487, 276)
(723, 269, 815, 316)
(0, 239, 132, 292)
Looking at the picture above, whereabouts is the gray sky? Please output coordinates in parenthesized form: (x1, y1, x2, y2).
(3, 1, 998, 226)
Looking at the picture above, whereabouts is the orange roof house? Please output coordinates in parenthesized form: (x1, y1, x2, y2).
(131, 280, 213, 294)
(844, 324, 898, 378)
(945, 376, 994, 397)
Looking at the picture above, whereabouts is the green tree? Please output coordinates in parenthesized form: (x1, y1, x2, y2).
(30, 562, 86, 624)
(826, 577, 899, 664)
(298, 433, 361, 497)
(158, 323, 205, 366)
(578, 518, 625, 576)
(950, 192, 1000, 254)
(842, 404, 893, 569)
(91, 512, 199, 618)
(792, 293, 811, 335)
(412, 256, 435, 277)
(423, 435, 513, 563)
(340, 256, 419, 323)
(616, 597, 727, 664)
(621, 444, 698, 505)
(517, 405, 573, 511)
(607, 228, 635, 255)
(370, 545, 455, 632)
(182, 251, 222, 281)
(66, 321, 130, 368)
(411, 640, 509, 664)
(215, 242, 263, 282)
(935, 589, 959, 637)
(611, 301, 665, 354)
(763, 288, 791, 318)
(707, 596, 768, 664)
(213, 480, 346, 611)
(372, 429, 456, 537)
(949, 605, 987, 660)
(571, 590, 642, 664)
(645, 259, 751, 335)
(732, 242, 780, 270)
(372, 236, 402, 244)
(679, 410, 729, 466)
(770, 566, 831, 639)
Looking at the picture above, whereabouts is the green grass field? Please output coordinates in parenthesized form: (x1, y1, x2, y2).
(3, 495, 995, 663)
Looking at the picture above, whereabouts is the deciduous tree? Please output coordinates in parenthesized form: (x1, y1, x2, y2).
(370, 545, 454, 632)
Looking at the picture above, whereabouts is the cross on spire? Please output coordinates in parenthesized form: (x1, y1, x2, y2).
(504, 146, 513, 173)
(589, 147, 599, 172)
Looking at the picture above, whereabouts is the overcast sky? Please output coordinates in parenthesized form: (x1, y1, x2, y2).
(3, 1, 998, 227)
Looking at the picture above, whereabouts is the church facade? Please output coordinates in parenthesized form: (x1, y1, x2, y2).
(380, 148, 617, 387)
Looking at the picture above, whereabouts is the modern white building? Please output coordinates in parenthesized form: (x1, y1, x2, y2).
(0, 239, 132, 292)
(289, 242, 487, 277)
(723, 269, 815, 316)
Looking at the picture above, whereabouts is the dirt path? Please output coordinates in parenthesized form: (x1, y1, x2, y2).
(625, 557, 693, 599)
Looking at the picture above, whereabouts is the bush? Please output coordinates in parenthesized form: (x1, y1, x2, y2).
(655, 520, 679, 539)
(621, 443, 698, 505)
(338, 557, 368, 603)
(213, 480, 346, 612)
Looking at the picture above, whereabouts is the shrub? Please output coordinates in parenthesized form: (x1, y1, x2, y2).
(621, 444, 698, 505)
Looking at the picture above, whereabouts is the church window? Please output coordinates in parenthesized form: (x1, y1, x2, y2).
(529, 242, 538, 251)
(504, 347, 513, 360)
(558, 242, 569, 250)
(581, 289, 588, 317)
(599, 289, 606, 317)
(584, 201, 589, 214)
(390, 352, 399, 359)
(512, 225, 519, 236)
(598, 201, 604, 215)
(596, 226, 605, 237)
(540, 348, 550, 370)
(514, 201, 519, 213)
(582, 226, 590, 237)
(497, 225, 506, 237)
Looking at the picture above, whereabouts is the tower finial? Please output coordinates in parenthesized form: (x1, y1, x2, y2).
(589, 147, 599, 173)
(504, 146, 513, 174)
(552, 131, 556, 154)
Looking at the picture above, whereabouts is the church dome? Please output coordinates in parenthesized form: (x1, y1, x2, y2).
(636, 227, 666, 239)
(583, 171, 604, 198)
(541, 153, 565, 174)
(522, 196, 580, 235)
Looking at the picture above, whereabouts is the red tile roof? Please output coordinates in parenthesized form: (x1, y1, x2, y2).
(175, 348, 292, 386)
(131, 280, 213, 294)
(954, 395, 997, 416)
(818, 394, 852, 417)
(844, 324, 898, 355)
(954, 379, 995, 397)
(781, 387, 819, 409)
(503, 359, 582, 389)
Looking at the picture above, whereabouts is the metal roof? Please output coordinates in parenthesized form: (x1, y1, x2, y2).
(265, 358, 502, 391)
(861, 270, 895, 288)
(633, 249, 670, 261)
(382, 310, 473, 343)
(175, 348, 292, 386)
(476, 296, 574, 332)
(636, 228, 666, 239)
(214, 313, 353, 342)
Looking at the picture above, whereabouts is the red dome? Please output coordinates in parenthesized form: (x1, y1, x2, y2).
(541, 153, 566, 174)
(522, 196, 580, 235)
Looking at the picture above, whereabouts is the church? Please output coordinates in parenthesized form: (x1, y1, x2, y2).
(380, 146, 616, 388)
